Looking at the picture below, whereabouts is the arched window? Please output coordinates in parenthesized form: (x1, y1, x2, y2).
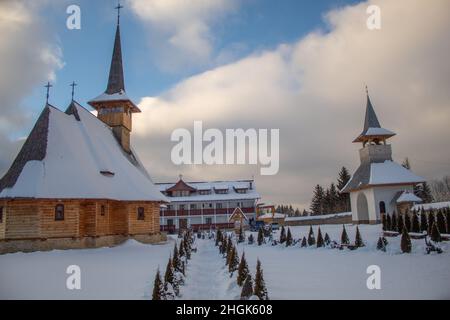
(101, 205, 106, 216)
(55, 204, 65, 221)
(137, 207, 145, 220)
(379, 201, 386, 214)
(0, 206, 4, 223)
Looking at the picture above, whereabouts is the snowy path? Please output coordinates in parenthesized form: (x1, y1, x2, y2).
(179, 239, 239, 300)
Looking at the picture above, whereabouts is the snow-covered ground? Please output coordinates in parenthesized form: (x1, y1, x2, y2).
(1, 224, 449, 299)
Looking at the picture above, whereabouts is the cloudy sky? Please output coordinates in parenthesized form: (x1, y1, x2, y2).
(0, 0, 449, 210)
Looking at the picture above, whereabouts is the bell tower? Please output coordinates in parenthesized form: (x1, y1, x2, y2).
(353, 88, 396, 165)
(88, 2, 140, 153)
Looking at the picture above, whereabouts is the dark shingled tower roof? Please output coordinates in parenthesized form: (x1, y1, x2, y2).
(363, 95, 381, 131)
(105, 24, 125, 95)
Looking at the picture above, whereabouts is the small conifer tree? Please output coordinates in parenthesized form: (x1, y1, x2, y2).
(341, 225, 349, 245)
(285, 228, 293, 247)
(411, 211, 420, 233)
(238, 224, 245, 243)
(404, 213, 411, 233)
(257, 228, 264, 246)
(445, 207, 450, 234)
(301, 236, 307, 247)
(392, 211, 398, 232)
(215, 229, 222, 246)
(279, 226, 286, 244)
(254, 259, 269, 300)
(152, 269, 165, 300)
(240, 275, 254, 300)
(324, 233, 331, 246)
(248, 234, 254, 245)
(355, 226, 364, 247)
(436, 210, 446, 234)
(397, 214, 404, 234)
(428, 211, 436, 235)
(307, 226, 315, 246)
(316, 227, 324, 248)
(178, 240, 185, 258)
(382, 214, 387, 231)
(228, 246, 239, 274)
(237, 252, 249, 286)
(172, 243, 182, 273)
(400, 227, 412, 253)
(420, 209, 428, 233)
(376, 237, 387, 252)
(386, 214, 392, 231)
(430, 222, 442, 242)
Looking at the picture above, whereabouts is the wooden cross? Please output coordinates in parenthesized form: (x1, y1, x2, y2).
(115, 1, 123, 25)
(70, 81, 77, 101)
(44, 82, 52, 104)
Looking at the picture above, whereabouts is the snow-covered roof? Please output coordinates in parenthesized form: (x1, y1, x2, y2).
(0, 102, 167, 202)
(364, 127, 396, 136)
(258, 212, 286, 219)
(395, 191, 423, 203)
(342, 160, 424, 193)
(90, 90, 131, 103)
(156, 180, 259, 202)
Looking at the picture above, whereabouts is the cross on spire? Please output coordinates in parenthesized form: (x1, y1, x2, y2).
(44, 82, 52, 104)
(70, 81, 77, 101)
(365, 84, 369, 96)
(115, 1, 123, 25)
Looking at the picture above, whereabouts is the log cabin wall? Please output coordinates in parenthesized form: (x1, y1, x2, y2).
(111, 201, 128, 235)
(95, 201, 110, 236)
(0, 200, 6, 240)
(39, 200, 79, 239)
(4, 199, 40, 239)
(127, 202, 160, 235)
(80, 201, 96, 237)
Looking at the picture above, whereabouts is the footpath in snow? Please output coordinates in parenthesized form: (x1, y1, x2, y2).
(179, 239, 240, 300)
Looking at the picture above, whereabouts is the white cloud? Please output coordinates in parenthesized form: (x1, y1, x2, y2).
(0, 0, 63, 174)
(132, 0, 450, 209)
(127, 0, 237, 70)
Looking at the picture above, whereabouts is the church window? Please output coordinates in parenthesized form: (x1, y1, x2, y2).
(0, 207, 3, 223)
(137, 207, 145, 220)
(379, 201, 386, 214)
(55, 204, 65, 221)
(101, 205, 106, 216)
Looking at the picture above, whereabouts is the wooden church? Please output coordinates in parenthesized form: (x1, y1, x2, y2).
(0, 7, 167, 253)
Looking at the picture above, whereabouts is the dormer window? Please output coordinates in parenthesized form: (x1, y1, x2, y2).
(215, 189, 229, 194)
(55, 204, 65, 221)
(235, 188, 248, 194)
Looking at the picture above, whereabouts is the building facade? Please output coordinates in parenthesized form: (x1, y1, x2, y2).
(341, 91, 424, 224)
(0, 8, 167, 253)
(158, 177, 260, 232)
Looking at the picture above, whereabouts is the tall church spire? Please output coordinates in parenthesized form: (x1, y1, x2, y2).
(105, 23, 125, 94)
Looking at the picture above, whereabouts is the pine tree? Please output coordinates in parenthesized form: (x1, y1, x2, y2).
(164, 257, 179, 297)
(411, 211, 420, 233)
(391, 211, 398, 232)
(215, 229, 222, 246)
(254, 259, 269, 300)
(400, 227, 412, 253)
(179, 240, 185, 258)
(228, 246, 239, 274)
(172, 243, 182, 273)
(237, 252, 249, 286)
(397, 214, 404, 234)
(257, 227, 264, 246)
(420, 209, 428, 233)
(386, 214, 392, 231)
(404, 213, 411, 233)
(355, 226, 364, 247)
(376, 237, 386, 252)
(430, 222, 442, 242)
(286, 228, 293, 247)
(301, 236, 307, 247)
(341, 225, 349, 245)
(436, 210, 446, 234)
(324, 233, 331, 246)
(152, 269, 165, 300)
(225, 236, 233, 261)
(427, 211, 435, 235)
(240, 275, 253, 300)
(328, 183, 340, 214)
(248, 234, 254, 245)
(337, 167, 351, 212)
(416, 182, 433, 203)
(220, 236, 228, 255)
(279, 226, 286, 244)
(307, 226, 315, 246)
(316, 227, 324, 248)
(310, 184, 325, 215)
(382, 214, 387, 231)
(238, 224, 245, 243)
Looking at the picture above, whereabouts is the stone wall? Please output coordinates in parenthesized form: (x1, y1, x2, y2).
(0, 232, 167, 255)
